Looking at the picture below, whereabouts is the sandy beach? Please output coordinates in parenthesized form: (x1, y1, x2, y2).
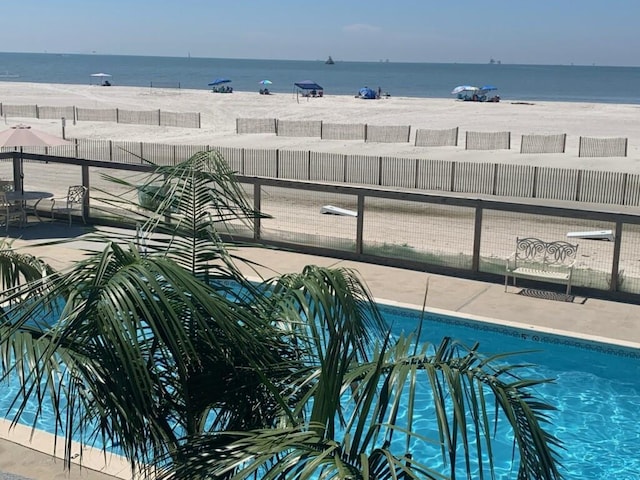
(1, 82, 640, 479)
(1, 82, 640, 173)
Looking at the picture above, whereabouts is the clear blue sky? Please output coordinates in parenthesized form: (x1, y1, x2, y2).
(2, 0, 638, 66)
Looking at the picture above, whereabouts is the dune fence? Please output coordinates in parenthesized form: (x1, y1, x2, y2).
(465, 131, 511, 150)
(520, 133, 567, 154)
(0, 103, 201, 128)
(414, 127, 459, 147)
(578, 137, 628, 157)
(236, 118, 277, 134)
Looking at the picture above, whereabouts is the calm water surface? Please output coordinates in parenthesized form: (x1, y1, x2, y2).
(1, 52, 640, 103)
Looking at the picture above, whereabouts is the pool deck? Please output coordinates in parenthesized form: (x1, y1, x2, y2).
(2, 222, 640, 479)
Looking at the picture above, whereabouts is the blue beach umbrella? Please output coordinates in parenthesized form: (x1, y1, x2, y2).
(259, 79, 272, 85)
(479, 85, 497, 92)
(208, 78, 231, 86)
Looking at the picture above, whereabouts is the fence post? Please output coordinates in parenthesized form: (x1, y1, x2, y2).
(575, 170, 583, 202)
(610, 221, 623, 292)
(343, 154, 347, 183)
(82, 164, 90, 223)
(158, 109, 161, 126)
(621, 173, 628, 206)
(532, 166, 538, 198)
(377, 156, 382, 186)
(116, 108, 119, 124)
(253, 183, 261, 240)
(472, 206, 483, 273)
(450, 162, 456, 192)
(36, 104, 39, 119)
(275, 149, 280, 178)
(492, 163, 498, 195)
(577, 137, 583, 157)
(356, 193, 365, 255)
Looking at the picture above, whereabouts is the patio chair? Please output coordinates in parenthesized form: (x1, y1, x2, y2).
(50, 185, 88, 226)
(0, 191, 26, 231)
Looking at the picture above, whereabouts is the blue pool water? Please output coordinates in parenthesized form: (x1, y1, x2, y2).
(382, 305, 640, 479)
(2, 304, 639, 478)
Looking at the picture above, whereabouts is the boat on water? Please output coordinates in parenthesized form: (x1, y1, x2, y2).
(325, 56, 335, 65)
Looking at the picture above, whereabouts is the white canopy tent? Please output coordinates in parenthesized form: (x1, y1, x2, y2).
(90, 72, 112, 85)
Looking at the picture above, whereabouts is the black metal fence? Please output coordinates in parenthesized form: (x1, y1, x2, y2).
(2, 151, 640, 301)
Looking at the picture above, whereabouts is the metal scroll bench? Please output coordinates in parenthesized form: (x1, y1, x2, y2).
(505, 237, 579, 295)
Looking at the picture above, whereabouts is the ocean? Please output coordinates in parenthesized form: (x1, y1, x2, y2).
(1, 51, 640, 104)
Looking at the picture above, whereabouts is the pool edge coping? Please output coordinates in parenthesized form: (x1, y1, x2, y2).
(375, 297, 640, 351)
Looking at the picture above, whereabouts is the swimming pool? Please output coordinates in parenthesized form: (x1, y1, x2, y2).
(382, 303, 640, 479)
(2, 303, 640, 479)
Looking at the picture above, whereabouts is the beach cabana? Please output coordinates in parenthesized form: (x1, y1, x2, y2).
(294, 80, 323, 101)
(358, 87, 377, 99)
(90, 73, 112, 86)
(209, 78, 232, 93)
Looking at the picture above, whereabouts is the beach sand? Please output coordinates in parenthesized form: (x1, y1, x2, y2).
(1, 81, 640, 172)
(0, 82, 639, 479)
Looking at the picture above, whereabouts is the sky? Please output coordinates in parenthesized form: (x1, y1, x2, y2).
(1, 0, 639, 66)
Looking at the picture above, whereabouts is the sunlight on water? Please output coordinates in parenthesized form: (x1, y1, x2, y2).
(1, 303, 639, 478)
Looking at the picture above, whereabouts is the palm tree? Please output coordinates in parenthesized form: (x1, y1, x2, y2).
(0, 150, 563, 479)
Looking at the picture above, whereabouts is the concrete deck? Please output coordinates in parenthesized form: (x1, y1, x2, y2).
(1, 221, 639, 479)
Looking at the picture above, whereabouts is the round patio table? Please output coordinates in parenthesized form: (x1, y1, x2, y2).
(6, 191, 54, 223)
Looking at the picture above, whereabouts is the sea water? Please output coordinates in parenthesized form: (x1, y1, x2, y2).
(1, 51, 640, 104)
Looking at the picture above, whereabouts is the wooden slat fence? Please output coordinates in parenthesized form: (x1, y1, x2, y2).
(321, 123, 366, 140)
(278, 150, 310, 180)
(366, 125, 411, 143)
(520, 133, 567, 153)
(578, 137, 628, 157)
(414, 127, 459, 147)
(345, 154, 380, 185)
(465, 131, 511, 150)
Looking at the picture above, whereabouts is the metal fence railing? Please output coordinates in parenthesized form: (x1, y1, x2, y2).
(2, 151, 640, 301)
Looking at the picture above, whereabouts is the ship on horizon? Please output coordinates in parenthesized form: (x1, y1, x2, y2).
(325, 56, 335, 65)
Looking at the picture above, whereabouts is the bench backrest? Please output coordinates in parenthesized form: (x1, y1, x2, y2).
(515, 237, 578, 266)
